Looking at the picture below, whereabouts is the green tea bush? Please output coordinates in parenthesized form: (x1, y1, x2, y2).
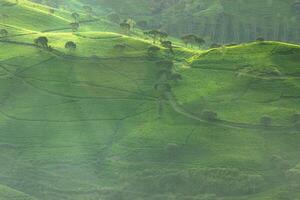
(260, 115, 272, 127)
(201, 110, 218, 121)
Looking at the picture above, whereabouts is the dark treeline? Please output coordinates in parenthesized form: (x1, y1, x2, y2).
(29, 0, 300, 44)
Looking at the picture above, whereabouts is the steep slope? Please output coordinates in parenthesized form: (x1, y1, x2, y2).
(0, 2, 300, 200)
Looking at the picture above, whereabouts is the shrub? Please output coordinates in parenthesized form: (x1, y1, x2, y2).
(260, 115, 272, 126)
(256, 37, 264, 42)
(210, 43, 222, 48)
(201, 110, 218, 121)
(165, 143, 179, 158)
(148, 46, 160, 57)
(65, 41, 76, 51)
(225, 43, 238, 47)
(113, 44, 126, 51)
(291, 113, 300, 124)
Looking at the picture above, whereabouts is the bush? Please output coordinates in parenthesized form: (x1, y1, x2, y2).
(225, 43, 238, 47)
(291, 113, 300, 124)
(201, 110, 218, 121)
(148, 46, 160, 57)
(210, 43, 222, 48)
(65, 41, 76, 51)
(256, 37, 264, 42)
(260, 115, 272, 126)
(114, 44, 126, 51)
(165, 143, 180, 158)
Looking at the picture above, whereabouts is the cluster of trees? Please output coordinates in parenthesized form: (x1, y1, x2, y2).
(154, 60, 182, 115)
(33, 36, 77, 52)
(119, 18, 136, 35)
(181, 34, 205, 48)
(101, 0, 300, 44)
(70, 12, 80, 32)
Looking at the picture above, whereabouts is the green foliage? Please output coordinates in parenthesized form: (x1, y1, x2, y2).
(0, 1, 300, 200)
(65, 41, 77, 51)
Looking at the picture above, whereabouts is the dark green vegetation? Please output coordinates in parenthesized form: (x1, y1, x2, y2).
(52, 0, 300, 45)
(1, 0, 300, 200)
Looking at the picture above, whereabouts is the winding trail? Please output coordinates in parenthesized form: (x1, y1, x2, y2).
(166, 92, 296, 131)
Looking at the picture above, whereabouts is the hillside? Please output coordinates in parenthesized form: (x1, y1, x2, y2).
(0, 1, 300, 200)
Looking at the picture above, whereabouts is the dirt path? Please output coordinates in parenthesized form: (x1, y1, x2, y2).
(166, 92, 296, 131)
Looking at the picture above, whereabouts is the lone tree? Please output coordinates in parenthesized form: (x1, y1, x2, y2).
(34, 36, 49, 48)
(195, 37, 205, 48)
(126, 18, 136, 30)
(201, 109, 218, 121)
(0, 29, 8, 37)
(161, 40, 173, 54)
(181, 34, 198, 47)
(113, 44, 126, 51)
(256, 37, 265, 42)
(65, 41, 76, 51)
(260, 115, 272, 127)
(144, 30, 161, 43)
(49, 8, 55, 14)
(120, 21, 131, 35)
(71, 12, 80, 22)
(70, 22, 79, 32)
(158, 31, 168, 42)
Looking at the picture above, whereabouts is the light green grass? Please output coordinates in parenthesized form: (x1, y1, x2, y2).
(0, 2, 300, 200)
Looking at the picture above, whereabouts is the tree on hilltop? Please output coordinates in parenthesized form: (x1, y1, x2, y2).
(34, 36, 49, 48)
(71, 12, 80, 22)
(195, 37, 205, 48)
(70, 22, 80, 32)
(120, 21, 131, 35)
(181, 34, 198, 47)
(65, 41, 77, 51)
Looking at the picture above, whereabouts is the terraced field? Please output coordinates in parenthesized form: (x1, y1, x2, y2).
(0, 0, 300, 200)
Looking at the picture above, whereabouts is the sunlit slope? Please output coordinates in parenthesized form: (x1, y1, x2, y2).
(173, 42, 300, 125)
(0, 0, 70, 32)
(0, 0, 119, 35)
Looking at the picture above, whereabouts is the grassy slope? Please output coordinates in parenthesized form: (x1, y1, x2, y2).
(0, 1, 300, 200)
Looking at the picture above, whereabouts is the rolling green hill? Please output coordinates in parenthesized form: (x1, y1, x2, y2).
(0, 1, 300, 200)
